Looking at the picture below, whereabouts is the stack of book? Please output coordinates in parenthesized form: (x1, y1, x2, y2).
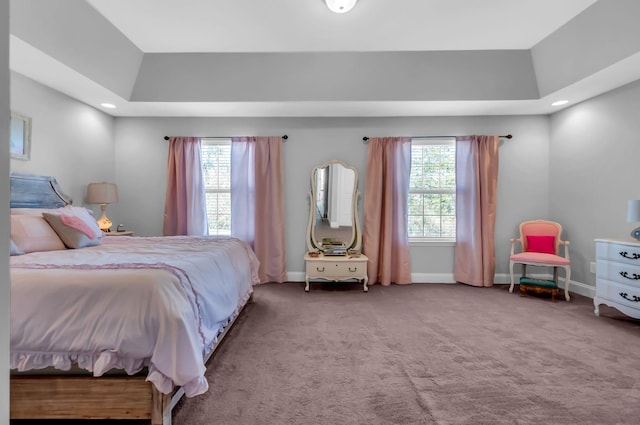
(322, 238, 347, 256)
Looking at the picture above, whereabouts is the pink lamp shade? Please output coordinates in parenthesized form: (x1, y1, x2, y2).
(86, 182, 118, 231)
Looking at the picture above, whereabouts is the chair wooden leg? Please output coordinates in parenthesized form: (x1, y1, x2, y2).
(563, 265, 571, 301)
(509, 261, 516, 293)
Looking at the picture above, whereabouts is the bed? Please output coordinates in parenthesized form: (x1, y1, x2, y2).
(9, 173, 260, 424)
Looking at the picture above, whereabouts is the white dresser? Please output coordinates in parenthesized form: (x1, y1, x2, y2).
(304, 252, 369, 292)
(594, 238, 640, 319)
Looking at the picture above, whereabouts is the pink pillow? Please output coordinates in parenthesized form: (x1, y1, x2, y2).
(10, 215, 66, 253)
(526, 235, 556, 254)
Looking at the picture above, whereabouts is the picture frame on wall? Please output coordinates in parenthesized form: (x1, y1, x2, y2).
(10, 112, 32, 161)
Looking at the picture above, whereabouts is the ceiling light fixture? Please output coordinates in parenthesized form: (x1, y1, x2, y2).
(551, 100, 569, 106)
(101, 103, 116, 109)
(325, 0, 358, 14)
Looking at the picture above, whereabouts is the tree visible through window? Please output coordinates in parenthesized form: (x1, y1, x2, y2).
(408, 138, 456, 239)
(201, 139, 231, 235)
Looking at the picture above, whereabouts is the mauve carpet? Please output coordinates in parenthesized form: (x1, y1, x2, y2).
(170, 282, 640, 425)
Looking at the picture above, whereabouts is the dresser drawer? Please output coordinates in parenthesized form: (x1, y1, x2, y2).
(596, 241, 640, 266)
(596, 259, 640, 289)
(596, 277, 640, 312)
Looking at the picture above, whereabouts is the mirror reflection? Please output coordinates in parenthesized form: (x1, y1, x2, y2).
(307, 159, 361, 253)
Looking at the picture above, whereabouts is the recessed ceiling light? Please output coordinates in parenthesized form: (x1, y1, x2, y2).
(551, 100, 569, 106)
(325, 0, 358, 14)
(101, 103, 116, 109)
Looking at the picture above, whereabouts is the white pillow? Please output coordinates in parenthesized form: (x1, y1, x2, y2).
(10, 239, 24, 256)
(10, 215, 66, 253)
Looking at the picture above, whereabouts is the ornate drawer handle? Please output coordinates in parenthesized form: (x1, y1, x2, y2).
(619, 271, 640, 280)
(316, 267, 325, 272)
(349, 267, 358, 272)
(619, 251, 640, 260)
(619, 292, 640, 302)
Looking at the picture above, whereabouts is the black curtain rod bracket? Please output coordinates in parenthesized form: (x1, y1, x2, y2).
(362, 134, 512, 142)
(164, 135, 288, 141)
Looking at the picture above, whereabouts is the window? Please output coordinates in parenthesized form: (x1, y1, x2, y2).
(201, 139, 231, 235)
(408, 138, 456, 240)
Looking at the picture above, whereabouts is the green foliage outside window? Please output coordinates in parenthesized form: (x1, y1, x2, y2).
(201, 141, 232, 235)
(408, 142, 456, 238)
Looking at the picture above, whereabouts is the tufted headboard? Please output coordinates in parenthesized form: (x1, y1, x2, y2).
(10, 173, 73, 209)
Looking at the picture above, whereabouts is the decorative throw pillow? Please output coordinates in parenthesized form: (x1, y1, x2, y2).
(57, 205, 103, 238)
(10, 215, 66, 253)
(43, 212, 101, 249)
(10, 239, 24, 256)
(526, 235, 556, 254)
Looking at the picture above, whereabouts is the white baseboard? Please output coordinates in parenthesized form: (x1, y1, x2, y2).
(287, 271, 596, 299)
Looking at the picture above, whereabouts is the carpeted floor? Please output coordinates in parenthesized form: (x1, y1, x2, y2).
(170, 282, 640, 425)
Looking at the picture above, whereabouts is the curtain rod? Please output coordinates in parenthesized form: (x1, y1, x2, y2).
(362, 134, 512, 142)
(163, 135, 288, 141)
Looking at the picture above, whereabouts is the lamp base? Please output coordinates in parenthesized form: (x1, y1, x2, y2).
(631, 227, 640, 241)
(97, 204, 112, 232)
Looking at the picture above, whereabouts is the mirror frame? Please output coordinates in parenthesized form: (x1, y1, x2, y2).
(306, 159, 362, 253)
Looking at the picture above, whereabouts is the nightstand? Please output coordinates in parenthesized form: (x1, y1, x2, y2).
(103, 230, 134, 236)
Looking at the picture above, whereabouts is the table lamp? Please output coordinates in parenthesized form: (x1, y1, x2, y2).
(86, 182, 118, 232)
(627, 199, 640, 240)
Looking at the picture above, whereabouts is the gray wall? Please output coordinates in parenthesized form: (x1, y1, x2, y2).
(1, 0, 9, 421)
(17, 69, 640, 292)
(549, 79, 640, 287)
(113, 115, 550, 281)
(10, 73, 116, 217)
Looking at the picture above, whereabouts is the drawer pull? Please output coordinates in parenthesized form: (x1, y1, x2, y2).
(619, 251, 640, 260)
(349, 267, 358, 272)
(619, 292, 640, 303)
(316, 267, 325, 272)
(619, 271, 640, 280)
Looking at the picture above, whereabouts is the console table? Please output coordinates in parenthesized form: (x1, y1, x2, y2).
(594, 238, 640, 319)
(304, 252, 369, 292)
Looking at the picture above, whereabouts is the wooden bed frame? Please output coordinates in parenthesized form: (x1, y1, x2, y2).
(9, 173, 251, 424)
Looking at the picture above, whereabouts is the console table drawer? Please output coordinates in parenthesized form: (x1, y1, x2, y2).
(306, 260, 366, 279)
(304, 253, 369, 292)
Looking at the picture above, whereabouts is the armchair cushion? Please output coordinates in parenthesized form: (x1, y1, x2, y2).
(510, 252, 570, 266)
(526, 235, 555, 254)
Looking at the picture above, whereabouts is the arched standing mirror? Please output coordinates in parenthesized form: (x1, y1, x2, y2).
(306, 159, 361, 253)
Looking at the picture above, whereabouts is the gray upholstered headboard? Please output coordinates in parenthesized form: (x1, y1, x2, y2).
(10, 173, 73, 209)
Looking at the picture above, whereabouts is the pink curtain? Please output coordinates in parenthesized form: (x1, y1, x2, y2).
(231, 136, 287, 283)
(163, 137, 208, 236)
(363, 137, 412, 286)
(454, 135, 500, 287)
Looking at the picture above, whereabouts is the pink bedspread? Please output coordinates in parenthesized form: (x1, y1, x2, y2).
(10, 235, 260, 397)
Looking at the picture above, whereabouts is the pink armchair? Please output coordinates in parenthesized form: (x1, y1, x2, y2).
(509, 219, 571, 301)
